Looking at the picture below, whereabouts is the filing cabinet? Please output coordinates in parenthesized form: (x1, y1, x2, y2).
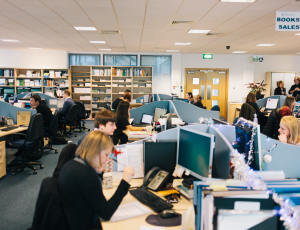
(0, 141, 6, 178)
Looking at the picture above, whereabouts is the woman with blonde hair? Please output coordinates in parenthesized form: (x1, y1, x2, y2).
(278, 116, 300, 145)
(58, 130, 135, 230)
(274, 80, 286, 95)
(193, 94, 203, 108)
(282, 95, 296, 114)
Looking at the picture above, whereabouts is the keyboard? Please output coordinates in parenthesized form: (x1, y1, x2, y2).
(129, 187, 173, 213)
(1, 126, 19, 131)
(132, 123, 150, 127)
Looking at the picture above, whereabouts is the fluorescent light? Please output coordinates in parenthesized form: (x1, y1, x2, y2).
(188, 30, 211, 33)
(297, 52, 300, 54)
(295, 33, 300, 35)
(99, 49, 111, 51)
(166, 50, 180, 52)
(256, 44, 275, 46)
(220, 0, 256, 2)
(28, 47, 42, 49)
(175, 42, 191, 45)
(232, 51, 247, 53)
(1, 39, 20, 42)
(74, 27, 97, 31)
(90, 41, 106, 43)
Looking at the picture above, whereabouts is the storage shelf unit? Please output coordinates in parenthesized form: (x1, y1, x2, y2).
(70, 65, 152, 119)
(0, 68, 70, 96)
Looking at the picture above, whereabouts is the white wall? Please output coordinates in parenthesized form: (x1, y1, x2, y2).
(0, 49, 68, 69)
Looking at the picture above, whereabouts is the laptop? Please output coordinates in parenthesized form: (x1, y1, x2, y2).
(265, 98, 279, 112)
(132, 114, 153, 127)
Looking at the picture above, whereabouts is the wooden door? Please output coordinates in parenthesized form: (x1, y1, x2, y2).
(185, 69, 228, 120)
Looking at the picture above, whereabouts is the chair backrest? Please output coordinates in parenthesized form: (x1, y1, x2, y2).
(26, 113, 44, 142)
(49, 112, 59, 136)
(296, 94, 300, 102)
(65, 104, 78, 123)
(239, 103, 256, 121)
(75, 102, 86, 119)
(31, 177, 68, 230)
(211, 105, 220, 111)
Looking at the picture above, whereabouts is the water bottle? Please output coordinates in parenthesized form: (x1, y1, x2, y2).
(253, 113, 258, 125)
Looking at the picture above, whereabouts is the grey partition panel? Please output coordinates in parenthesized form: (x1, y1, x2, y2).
(36, 93, 58, 108)
(179, 124, 209, 133)
(133, 95, 145, 104)
(158, 94, 173, 101)
(213, 125, 236, 142)
(261, 133, 300, 178)
(129, 101, 170, 125)
(256, 95, 282, 108)
(153, 94, 159, 101)
(279, 95, 287, 108)
(0, 101, 37, 124)
(171, 100, 219, 123)
(17, 93, 29, 99)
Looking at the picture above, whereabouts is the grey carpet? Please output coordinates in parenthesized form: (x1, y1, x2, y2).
(0, 121, 94, 230)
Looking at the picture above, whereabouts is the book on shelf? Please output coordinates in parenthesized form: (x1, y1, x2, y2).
(55, 72, 62, 78)
(100, 79, 106, 82)
(133, 69, 147, 77)
(146, 84, 152, 87)
(0, 69, 14, 77)
(112, 84, 118, 87)
(126, 85, 131, 87)
(43, 73, 49, 78)
(119, 91, 124, 94)
(49, 70, 55, 78)
(119, 80, 125, 82)
(78, 79, 84, 81)
(119, 85, 124, 87)
(0, 79, 5, 85)
(125, 78, 131, 82)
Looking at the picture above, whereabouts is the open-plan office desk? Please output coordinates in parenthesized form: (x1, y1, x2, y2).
(0, 126, 28, 138)
(102, 172, 192, 230)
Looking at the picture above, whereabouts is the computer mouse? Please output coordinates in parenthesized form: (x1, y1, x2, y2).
(159, 209, 179, 219)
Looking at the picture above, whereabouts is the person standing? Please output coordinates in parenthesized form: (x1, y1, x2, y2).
(274, 81, 286, 95)
(288, 77, 300, 97)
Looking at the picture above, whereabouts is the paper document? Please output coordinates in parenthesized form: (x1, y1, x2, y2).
(172, 118, 185, 125)
(111, 201, 152, 222)
(49, 99, 57, 105)
(140, 226, 165, 230)
(131, 99, 136, 104)
(116, 144, 144, 178)
(144, 95, 149, 103)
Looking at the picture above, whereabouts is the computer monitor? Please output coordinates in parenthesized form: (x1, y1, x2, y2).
(266, 98, 279, 110)
(57, 100, 64, 109)
(154, 107, 166, 122)
(144, 140, 177, 187)
(177, 127, 215, 180)
(235, 119, 262, 171)
(213, 118, 228, 125)
(166, 113, 172, 130)
(141, 113, 153, 124)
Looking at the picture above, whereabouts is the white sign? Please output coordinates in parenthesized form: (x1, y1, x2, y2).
(276, 11, 300, 31)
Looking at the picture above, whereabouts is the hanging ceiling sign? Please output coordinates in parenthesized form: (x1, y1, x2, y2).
(276, 11, 300, 31)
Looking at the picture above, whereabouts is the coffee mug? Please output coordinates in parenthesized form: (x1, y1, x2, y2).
(146, 126, 152, 133)
(102, 172, 113, 189)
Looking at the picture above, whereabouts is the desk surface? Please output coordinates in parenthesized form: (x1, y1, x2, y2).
(102, 172, 192, 230)
(124, 130, 151, 141)
(0, 126, 28, 138)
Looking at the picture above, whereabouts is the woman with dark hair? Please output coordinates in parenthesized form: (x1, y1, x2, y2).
(112, 101, 146, 145)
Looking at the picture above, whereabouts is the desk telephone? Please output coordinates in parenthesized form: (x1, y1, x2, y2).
(143, 166, 169, 191)
(2, 117, 13, 126)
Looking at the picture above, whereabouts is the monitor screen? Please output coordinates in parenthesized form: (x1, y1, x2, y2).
(141, 114, 153, 124)
(57, 100, 64, 109)
(154, 107, 166, 122)
(266, 98, 278, 110)
(177, 128, 214, 180)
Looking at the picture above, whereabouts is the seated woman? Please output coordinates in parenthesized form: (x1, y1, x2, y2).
(274, 80, 286, 95)
(193, 94, 204, 108)
(113, 101, 148, 145)
(278, 116, 300, 145)
(263, 96, 295, 139)
(245, 92, 268, 127)
(58, 131, 135, 230)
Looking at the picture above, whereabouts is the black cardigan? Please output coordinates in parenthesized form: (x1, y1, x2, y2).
(58, 160, 130, 230)
(194, 101, 204, 108)
(274, 87, 286, 96)
(247, 102, 267, 118)
(262, 109, 280, 139)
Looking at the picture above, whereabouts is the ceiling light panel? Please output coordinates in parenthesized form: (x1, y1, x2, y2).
(89, 41, 106, 43)
(175, 42, 191, 45)
(74, 27, 97, 31)
(232, 51, 247, 53)
(256, 44, 275, 46)
(0, 39, 20, 42)
(188, 30, 211, 33)
(220, 0, 256, 2)
(166, 50, 180, 52)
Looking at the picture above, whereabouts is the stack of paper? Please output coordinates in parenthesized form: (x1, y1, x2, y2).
(106, 88, 111, 93)
(126, 78, 131, 82)
(0, 79, 5, 85)
(49, 70, 55, 78)
(55, 72, 61, 78)
(113, 84, 118, 87)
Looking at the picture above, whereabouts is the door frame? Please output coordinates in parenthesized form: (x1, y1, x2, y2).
(184, 68, 229, 119)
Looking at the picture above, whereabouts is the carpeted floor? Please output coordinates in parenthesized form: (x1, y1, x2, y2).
(0, 121, 94, 230)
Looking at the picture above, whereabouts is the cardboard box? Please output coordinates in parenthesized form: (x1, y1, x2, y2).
(0, 141, 6, 178)
(17, 111, 31, 126)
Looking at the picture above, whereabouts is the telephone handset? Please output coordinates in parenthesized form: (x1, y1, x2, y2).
(3, 117, 13, 126)
(259, 106, 266, 112)
(143, 166, 169, 191)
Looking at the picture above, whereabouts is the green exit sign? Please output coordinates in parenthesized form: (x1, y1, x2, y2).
(203, 54, 213, 59)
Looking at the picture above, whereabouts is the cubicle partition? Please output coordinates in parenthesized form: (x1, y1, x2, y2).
(256, 95, 286, 109)
(0, 101, 36, 124)
(157, 94, 173, 101)
(17, 92, 61, 108)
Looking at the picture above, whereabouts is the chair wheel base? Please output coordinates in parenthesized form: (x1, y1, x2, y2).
(40, 165, 44, 169)
(55, 150, 58, 154)
(75, 134, 77, 137)
(33, 171, 37, 174)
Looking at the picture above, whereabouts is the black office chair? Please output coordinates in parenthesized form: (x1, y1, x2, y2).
(74, 102, 90, 133)
(7, 113, 44, 175)
(58, 104, 78, 137)
(43, 112, 59, 154)
(296, 94, 300, 102)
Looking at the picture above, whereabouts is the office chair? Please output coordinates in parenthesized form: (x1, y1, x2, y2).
(6, 113, 44, 175)
(43, 112, 59, 154)
(211, 105, 220, 112)
(58, 104, 78, 137)
(296, 94, 300, 102)
(74, 101, 91, 133)
(30, 177, 68, 230)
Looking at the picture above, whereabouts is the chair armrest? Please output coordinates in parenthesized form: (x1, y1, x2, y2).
(6, 133, 27, 149)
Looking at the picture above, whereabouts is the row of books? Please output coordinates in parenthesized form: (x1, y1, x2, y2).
(0, 69, 14, 77)
(92, 69, 111, 76)
(43, 71, 68, 78)
(0, 79, 14, 86)
(115, 69, 130, 76)
(133, 69, 148, 76)
(44, 79, 69, 87)
(18, 79, 41, 86)
(25, 70, 41, 78)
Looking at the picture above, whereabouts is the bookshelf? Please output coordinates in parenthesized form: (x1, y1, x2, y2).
(0, 68, 70, 96)
(70, 65, 152, 119)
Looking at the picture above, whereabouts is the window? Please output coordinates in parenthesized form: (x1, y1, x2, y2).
(140, 55, 172, 94)
(104, 54, 137, 66)
(69, 54, 100, 67)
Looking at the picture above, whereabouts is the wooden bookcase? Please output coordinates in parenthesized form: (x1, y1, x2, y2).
(70, 65, 152, 119)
